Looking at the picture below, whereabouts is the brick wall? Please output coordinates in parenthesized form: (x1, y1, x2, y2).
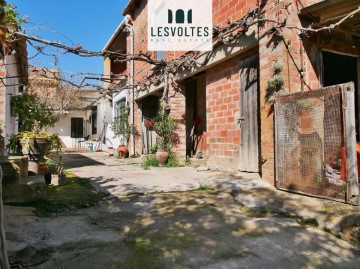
(206, 56, 241, 169)
(120, 0, 360, 184)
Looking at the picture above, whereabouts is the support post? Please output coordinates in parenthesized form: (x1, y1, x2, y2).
(344, 83, 359, 205)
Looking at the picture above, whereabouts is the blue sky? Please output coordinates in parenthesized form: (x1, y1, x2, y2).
(11, 0, 127, 77)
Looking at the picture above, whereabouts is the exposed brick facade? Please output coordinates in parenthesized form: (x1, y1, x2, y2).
(206, 56, 242, 169)
(106, 0, 360, 185)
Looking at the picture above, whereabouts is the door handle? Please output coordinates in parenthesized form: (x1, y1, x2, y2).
(238, 117, 245, 128)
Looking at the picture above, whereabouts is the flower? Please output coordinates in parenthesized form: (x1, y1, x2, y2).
(144, 119, 154, 128)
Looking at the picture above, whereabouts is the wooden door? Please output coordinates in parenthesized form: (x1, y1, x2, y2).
(142, 96, 160, 154)
(239, 54, 259, 172)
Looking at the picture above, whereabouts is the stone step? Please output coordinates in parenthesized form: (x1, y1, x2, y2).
(0, 156, 28, 183)
(20, 175, 47, 199)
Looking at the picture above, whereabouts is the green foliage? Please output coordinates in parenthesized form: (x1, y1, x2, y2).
(265, 64, 285, 110)
(45, 157, 58, 175)
(149, 144, 158, 154)
(199, 183, 214, 191)
(6, 132, 62, 156)
(11, 93, 58, 132)
(152, 109, 179, 148)
(185, 155, 191, 165)
(141, 154, 158, 169)
(45, 155, 64, 175)
(141, 147, 180, 168)
(111, 109, 138, 144)
(165, 146, 180, 168)
(5, 133, 22, 155)
(1, 3, 27, 40)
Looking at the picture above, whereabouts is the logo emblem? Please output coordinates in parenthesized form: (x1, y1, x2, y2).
(148, 0, 212, 52)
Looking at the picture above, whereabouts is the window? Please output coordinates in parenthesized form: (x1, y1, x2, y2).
(113, 98, 126, 135)
(71, 118, 84, 138)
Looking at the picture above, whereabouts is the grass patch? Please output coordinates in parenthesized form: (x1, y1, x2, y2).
(6, 174, 107, 216)
(199, 183, 214, 191)
(141, 154, 159, 169)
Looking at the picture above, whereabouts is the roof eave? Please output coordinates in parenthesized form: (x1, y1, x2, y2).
(103, 17, 129, 52)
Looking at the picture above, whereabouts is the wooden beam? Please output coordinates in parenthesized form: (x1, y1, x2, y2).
(344, 83, 360, 205)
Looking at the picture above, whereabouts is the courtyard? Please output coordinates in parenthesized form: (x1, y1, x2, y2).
(3, 151, 360, 268)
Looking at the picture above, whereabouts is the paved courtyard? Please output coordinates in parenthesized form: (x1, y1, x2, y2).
(4, 151, 360, 268)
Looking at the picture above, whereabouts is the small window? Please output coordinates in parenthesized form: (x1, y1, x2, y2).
(113, 98, 127, 135)
(71, 118, 84, 138)
(156, 51, 166, 61)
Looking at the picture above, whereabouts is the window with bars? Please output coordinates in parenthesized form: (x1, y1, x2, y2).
(113, 98, 127, 135)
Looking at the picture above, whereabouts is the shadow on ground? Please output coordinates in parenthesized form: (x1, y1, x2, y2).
(5, 190, 360, 269)
(49, 153, 105, 169)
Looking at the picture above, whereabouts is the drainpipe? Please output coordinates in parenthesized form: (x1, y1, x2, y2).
(125, 15, 135, 156)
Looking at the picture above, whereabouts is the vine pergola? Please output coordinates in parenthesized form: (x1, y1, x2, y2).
(1, 1, 358, 104)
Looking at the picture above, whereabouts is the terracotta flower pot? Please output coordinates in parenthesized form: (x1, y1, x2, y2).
(38, 162, 49, 175)
(117, 144, 129, 158)
(155, 149, 169, 166)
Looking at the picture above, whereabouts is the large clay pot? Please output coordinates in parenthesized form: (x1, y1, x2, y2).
(20, 138, 50, 161)
(155, 149, 169, 166)
(117, 145, 129, 158)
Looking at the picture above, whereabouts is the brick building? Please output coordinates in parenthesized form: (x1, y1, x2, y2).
(104, 0, 360, 187)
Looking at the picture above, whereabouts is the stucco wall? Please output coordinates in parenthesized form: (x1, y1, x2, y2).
(48, 110, 92, 149)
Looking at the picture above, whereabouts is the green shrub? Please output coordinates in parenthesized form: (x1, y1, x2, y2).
(165, 147, 180, 168)
(141, 154, 159, 169)
(149, 144, 158, 154)
(199, 183, 214, 191)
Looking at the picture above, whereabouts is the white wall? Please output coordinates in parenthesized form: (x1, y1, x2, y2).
(49, 110, 92, 148)
(3, 54, 20, 149)
(96, 95, 114, 150)
(108, 90, 128, 150)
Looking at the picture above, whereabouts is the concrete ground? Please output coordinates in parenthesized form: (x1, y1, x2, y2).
(65, 152, 268, 197)
(4, 151, 360, 268)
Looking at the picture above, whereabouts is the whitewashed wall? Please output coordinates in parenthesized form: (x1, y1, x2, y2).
(107, 90, 127, 150)
(3, 54, 20, 149)
(49, 110, 92, 148)
(96, 95, 114, 151)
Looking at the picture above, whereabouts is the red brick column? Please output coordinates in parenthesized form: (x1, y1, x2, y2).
(168, 84, 186, 159)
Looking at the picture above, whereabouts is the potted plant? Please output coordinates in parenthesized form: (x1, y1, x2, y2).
(111, 108, 138, 158)
(8, 93, 60, 161)
(45, 155, 66, 185)
(152, 109, 179, 166)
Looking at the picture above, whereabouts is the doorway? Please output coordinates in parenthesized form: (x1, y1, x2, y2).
(239, 54, 260, 172)
(323, 51, 359, 137)
(185, 75, 207, 158)
(142, 95, 160, 154)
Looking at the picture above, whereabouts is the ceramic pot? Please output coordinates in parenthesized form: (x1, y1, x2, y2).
(117, 145, 129, 158)
(155, 149, 169, 166)
(38, 162, 49, 175)
(20, 138, 50, 161)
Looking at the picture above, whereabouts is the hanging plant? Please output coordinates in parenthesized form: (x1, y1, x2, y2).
(265, 64, 284, 105)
